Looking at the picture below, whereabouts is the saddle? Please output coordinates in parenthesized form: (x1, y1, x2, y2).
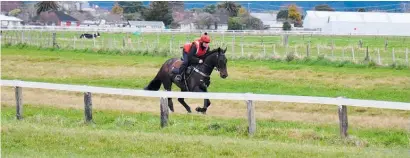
(171, 60, 194, 81)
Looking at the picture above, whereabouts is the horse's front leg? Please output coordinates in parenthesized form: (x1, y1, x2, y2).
(194, 86, 210, 114)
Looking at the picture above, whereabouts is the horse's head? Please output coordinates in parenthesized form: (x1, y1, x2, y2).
(208, 47, 228, 79)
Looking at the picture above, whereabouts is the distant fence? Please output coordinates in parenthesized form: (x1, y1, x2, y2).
(4, 25, 410, 36)
(2, 29, 409, 66)
(2, 80, 409, 138)
(2, 25, 323, 35)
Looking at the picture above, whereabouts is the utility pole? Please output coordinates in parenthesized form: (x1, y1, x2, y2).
(248, 2, 251, 13)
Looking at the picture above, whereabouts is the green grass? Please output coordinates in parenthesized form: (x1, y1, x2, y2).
(2, 46, 410, 102)
(2, 105, 409, 157)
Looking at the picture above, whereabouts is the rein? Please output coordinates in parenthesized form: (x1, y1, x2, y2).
(195, 52, 223, 77)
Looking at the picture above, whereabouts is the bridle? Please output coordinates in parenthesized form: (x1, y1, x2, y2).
(204, 52, 224, 72)
(194, 51, 224, 78)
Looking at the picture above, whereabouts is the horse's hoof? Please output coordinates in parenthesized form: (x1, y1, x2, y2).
(195, 107, 201, 112)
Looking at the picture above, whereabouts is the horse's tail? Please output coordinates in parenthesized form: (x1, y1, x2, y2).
(144, 58, 176, 91)
(144, 67, 164, 91)
(144, 77, 162, 91)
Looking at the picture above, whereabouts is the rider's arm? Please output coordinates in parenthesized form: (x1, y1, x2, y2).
(188, 44, 201, 64)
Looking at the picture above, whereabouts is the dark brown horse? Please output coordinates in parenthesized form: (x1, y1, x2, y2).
(144, 47, 228, 114)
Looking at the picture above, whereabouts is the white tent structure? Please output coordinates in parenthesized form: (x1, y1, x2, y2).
(0, 14, 23, 27)
(303, 11, 410, 36)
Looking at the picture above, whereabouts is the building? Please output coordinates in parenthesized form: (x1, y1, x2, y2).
(303, 10, 410, 35)
(250, 12, 283, 29)
(32, 11, 79, 26)
(0, 14, 23, 27)
(179, 11, 229, 31)
(127, 21, 165, 29)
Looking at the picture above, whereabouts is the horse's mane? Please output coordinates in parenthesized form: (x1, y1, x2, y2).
(204, 47, 222, 58)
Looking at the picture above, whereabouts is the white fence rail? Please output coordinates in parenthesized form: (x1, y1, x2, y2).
(0, 25, 387, 36)
(2, 80, 409, 137)
(2, 25, 319, 34)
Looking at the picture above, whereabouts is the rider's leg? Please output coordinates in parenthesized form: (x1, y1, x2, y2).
(175, 52, 189, 81)
(179, 53, 189, 74)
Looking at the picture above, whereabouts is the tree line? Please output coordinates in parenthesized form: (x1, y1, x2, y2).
(30, 1, 398, 31)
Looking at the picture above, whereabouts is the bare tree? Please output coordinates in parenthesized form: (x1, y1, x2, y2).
(70, 11, 96, 22)
(194, 12, 218, 29)
(17, 3, 36, 23)
(35, 1, 59, 15)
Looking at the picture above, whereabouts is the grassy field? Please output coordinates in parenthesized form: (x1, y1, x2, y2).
(2, 46, 410, 102)
(2, 105, 409, 157)
(1, 46, 409, 157)
(2, 30, 409, 65)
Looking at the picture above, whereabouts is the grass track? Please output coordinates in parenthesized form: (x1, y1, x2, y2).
(2, 46, 410, 102)
(2, 46, 410, 157)
(2, 105, 409, 157)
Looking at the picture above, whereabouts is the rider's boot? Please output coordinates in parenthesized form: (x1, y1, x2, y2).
(175, 64, 187, 82)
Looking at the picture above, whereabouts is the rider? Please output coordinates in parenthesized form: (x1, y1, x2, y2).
(174, 32, 211, 82)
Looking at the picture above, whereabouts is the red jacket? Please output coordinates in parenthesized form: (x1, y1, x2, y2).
(183, 40, 208, 57)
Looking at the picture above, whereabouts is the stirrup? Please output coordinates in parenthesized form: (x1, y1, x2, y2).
(175, 74, 182, 81)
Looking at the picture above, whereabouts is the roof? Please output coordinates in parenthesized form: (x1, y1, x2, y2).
(179, 10, 229, 25)
(0, 14, 23, 21)
(54, 11, 78, 21)
(32, 11, 79, 22)
(250, 13, 277, 22)
(304, 10, 410, 23)
(250, 12, 281, 27)
(128, 21, 165, 26)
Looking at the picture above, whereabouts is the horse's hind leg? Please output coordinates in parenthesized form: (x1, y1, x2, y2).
(178, 98, 191, 113)
(162, 79, 174, 112)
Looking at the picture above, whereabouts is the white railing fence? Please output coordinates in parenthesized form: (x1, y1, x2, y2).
(6, 25, 410, 36)
(2, 80, 409, 138)
(2, 25, 323, 35)
(2, 30, 409, 67)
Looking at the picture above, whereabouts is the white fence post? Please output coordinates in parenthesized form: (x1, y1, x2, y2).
(73, 36, 76, 49)
(377, 48, 381, 65)
(232, 34, 235, 56)
(263, 42, 266, 57)
(392, 48, 396, 64)
(15, 86, 23, 120)
(406, 48, 409, 66)
(306, 44, 310, 57)
(338, 97, 348, 139)
(93, 33, 96, 48)
(160, 97, 169, 128)
(273, 44, 276, 56)
(84, 92, 93, 123)
(241, 34, 244, 57)
(247, 99, 256, 136)
(294, 45, 297, 56)
(351, 47, 355, 62)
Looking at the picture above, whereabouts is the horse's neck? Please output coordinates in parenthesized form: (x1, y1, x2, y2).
(200, 53, 217, 75)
